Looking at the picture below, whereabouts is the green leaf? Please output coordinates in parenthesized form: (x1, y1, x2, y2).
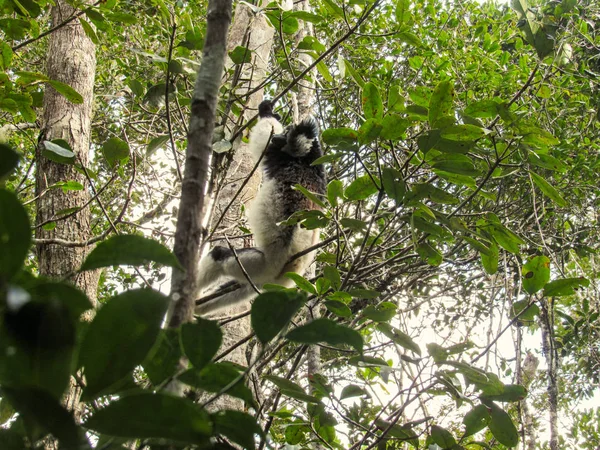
(101, 137, 129, 167)
(362, 82, 383, 120)
(398, 31, 422, 47)
(441, 124, 490, 141)
(0, 189, 31, 280)
(530, 172, 566, 207)
(84, 393, 212, 442)
(181, 319, 223, 370)
(464, 99, 499, 118)
(321, 127, 358, 148)
(543, 277, 590, 297)
(179, 363, 255, 407)
(143, 328, 182, 386)
(3, 388, 81, 448)
(48, 80, 83, 104)
(340, 384, 368, 400)
(286, 318, 363, 353)
(487, 402, 519, 447)
(212, 410, 264, 449)
(79, 289, 169, 399)
(348, 288, 380, 299)
(288, 10, 324, 23)
(345, 174, 379, 200)
(42, 140, 75, 164)
(358, 118, 382, 144)
(417, 241, 442, 266)
(431, 154, 480, 176)
(228, 46, 252, 64)
(323, 265, 341, 290)
(0, 18, 30, 40)
(395, 0, 411, 25)
(79, 18, 99, 44)
(0, 42, 13, 71)
(292, 184, 326, 209)
(326, 179, 344, 207)
(146, 134, 170, 156)
(431, 424, 456, 448)
(264, 375, 321, 403)
(429, 80, 454, 127)
(282, 15, 299, 34)
(463, 404, 491, 437)
(285, 272, 316, 294)
(482, 384, 527, 402)
(381, 168, 406, 204)
(522, 255, 550, 295)
(81, 234, 182, 271)
(362, 302, 397, 322)
(481, 241, 499, 275)
(376, 323, 421, 355)
(510, 300, 540, 322)
(340, 218, 367, 231)
(324, 300, 352, 317)
(520, 126, 559, 147)
(251, 291, 305, 344)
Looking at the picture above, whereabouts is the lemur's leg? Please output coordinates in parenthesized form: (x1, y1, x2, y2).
(248, 117, 284, 162)
(196, 283, 257, 316)
(197, 246, 268, 289)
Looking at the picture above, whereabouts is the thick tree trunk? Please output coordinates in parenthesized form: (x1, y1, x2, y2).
(34, 0, 98, 424)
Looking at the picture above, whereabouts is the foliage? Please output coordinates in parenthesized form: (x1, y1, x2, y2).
(1, 0, 600, 448)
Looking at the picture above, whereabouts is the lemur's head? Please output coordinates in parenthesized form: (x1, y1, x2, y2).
(285, 117, 319, 157)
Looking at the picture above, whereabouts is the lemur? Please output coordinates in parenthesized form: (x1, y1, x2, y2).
(196, 101, 327, 315)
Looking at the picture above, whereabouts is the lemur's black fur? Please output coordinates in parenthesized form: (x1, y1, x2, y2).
(196, 100, 326, 315)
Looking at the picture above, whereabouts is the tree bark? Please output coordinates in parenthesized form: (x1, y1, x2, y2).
(34, 0, 98, 424)
(540, 299, 558, 450)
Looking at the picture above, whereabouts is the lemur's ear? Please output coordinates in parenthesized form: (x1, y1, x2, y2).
(293, 117, 319, 139)
(259, 100, 280, 120)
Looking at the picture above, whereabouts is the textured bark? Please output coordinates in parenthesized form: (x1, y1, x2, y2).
(34, 0, 98, 424)
(168, 0, 233, 328)
(540, 300, 558, 450)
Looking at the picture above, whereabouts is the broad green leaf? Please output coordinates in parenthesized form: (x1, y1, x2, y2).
(340, 385, 368, 400)
(228, 46, 251, 64)
(0, 18, 30, 39)
(323, 265, 341, 290)
(520, 126, 559, 147)
(522, 255, 550, 294)
(381, 167, 406, 203)
(380, 114, 409, 140)
(431, 154, 480, 176)
(285, 272, 316, 294)
(79, 18, 99, 44)
(348, 288, 380, 299)
(264, 375, 321, 403)
(147, 134, 170, 156)
(441, 124, 490, 141)
(345, 174, 379, 200)
(0, 189, 31, 280)
(80, 289, 169, 399)
(287, 318, 363, 353)
(251, 291, 306, 343)
(358, 118, 382, 144)
(464, 99, 499, 118)
(431, 425, 456, 448)
(482, 384, 527, 402)
(530, 172, 566, 207)
(362, 82, 383, 120)
(417, 241, 442, 266)
(376, 323, 421, 355)
(481, 241, 499, 274)
(528, 152, 567, 172)
(398, 31, 422, 47)
(429, 80, 454, 127)
(48, 80, 83, 104)
(101, 137, 129, 167)
(463, 404, 491, 437)
(212, 410, 264, 449)
(326, 179, 344, 206)
(340, 218, 367, 231)
(288, 11, 323, 23)
(510, 300, 540, 322)
(486, 222, 524, 254)
(487, 402, 519, 447)
(142, 328, 181, 386)
(0, 42, 13, 70)
(181, 319, 222, 370)
(81, 234, 182, 271)
(362, 302, 397, 322)
(344, 58, 364, 87)
(321, 127, 358, 148)
(395, 0, 411, 25)
(411, 183, 459, 204)
(42, 140, 75, 164)
(84, 393, 212, 442)
(324, 300, 352, 317)
(16, 71, 49, 84)
(543, 277, 589, 297)
(293, 183, 326, 209)
(179, 363, 255, 406)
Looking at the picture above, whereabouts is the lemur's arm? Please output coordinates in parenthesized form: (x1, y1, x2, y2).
(248, 102, 284, 162)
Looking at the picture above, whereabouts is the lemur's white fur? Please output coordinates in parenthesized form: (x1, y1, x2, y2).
(196, 104, 325, 316)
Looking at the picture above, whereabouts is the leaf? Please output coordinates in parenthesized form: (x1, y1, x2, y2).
(463, 404, 491, 437)
(79, 289, 169, 399)
(543, 277, 590, 297)
(285, 272, 316, 294)
(520, 126, 559, 147)
(3, 388, 81, 448)
(340, 385, 368, 400)
(510, 300, 540, 322)
(395, 0, 411, 25)
(398, 31, 422, 47)
(42, 140, 75, 164)
(228, 46, 252, 64)
(530, 172, 566, 207)
(143, 328, 182, 386)
(79, 18, 99, 44)
(362, 302, 397, 322)
(84, 393, 212, 442)
(288, 11, 323, 23)
(286, 318, 363, 353)
(48, 80, 83, 104)
(431, 154, 480, 176)
(376, 323, 421, 355)
(481, 241, 499, 275)
(212, 410, 263, 449)
(522, 255, 550, 295)
(441, 124, 490, 141)
(482, 384, 527, 402)
(264, 375, 321, 403)
(487, 402, 519, 447)
(0, 18, 30, 40)
(362, 82, 383, 120)
(431, 425, 456, 448)
(326, 179, 344, 207)
(281, 15, 299, 34)
(321, 127, 358, 148)
(429, 80, 454, 127)
(146, 134, 170, 156)
(381, 167, 406, 204)
(81, 234, 182, 271)
(293, 184, 326, 209)
(324, 300, 352, 317)
(380, 114, 409, 140)
(417, 241, 442, 266)
(101, 137, 129, 167)
(358, 118, 382, 144)
(181, 319, 223, 370)
(464, 99, 499, 118)
(251, 291, 306, 344)
(323, 265, 341, 290)
(348, 288, 380, 299)
(179, 363, 255, 407)
(0, 42, 13, 71)
(0, 189, 31, 280)
(345, 174, 379, 200)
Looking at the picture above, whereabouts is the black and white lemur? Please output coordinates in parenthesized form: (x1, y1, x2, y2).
(196, 101, 327, 315)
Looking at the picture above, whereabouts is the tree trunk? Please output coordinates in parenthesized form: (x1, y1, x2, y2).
(540, 299, 558, 450)
(34, 0, 98, 423)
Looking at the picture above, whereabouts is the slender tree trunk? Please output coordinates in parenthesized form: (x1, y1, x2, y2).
(34, 0, 98, 424)
(540, 299, 558, 450)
